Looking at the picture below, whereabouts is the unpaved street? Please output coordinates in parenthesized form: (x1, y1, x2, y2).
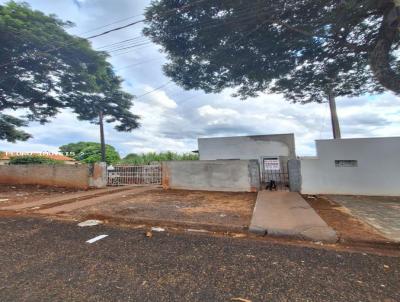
(0, 217, 399, 302)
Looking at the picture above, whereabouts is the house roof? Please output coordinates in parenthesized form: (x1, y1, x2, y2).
(0, 152, 75, 161)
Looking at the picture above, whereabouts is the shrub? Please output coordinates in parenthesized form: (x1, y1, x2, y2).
(9, 155, 63, 165)
(119, 152, 199, 165)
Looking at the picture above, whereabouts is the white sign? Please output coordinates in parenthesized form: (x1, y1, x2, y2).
(263, 158, 280, 171)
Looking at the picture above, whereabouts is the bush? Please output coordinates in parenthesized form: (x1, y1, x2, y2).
(119, 151, 199, 165)
(9, 155, 63, 165)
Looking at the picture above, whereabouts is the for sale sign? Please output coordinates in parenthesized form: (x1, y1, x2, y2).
(263, 158, 280, 171)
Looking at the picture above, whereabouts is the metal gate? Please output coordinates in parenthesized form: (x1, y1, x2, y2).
(261, 166, 289, 191)
(107, 165, 162, 186)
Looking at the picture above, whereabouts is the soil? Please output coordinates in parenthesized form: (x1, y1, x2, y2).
(0, 184, 82, 207)
(303, 194, 398, 249)
(71, 188, 257, 230)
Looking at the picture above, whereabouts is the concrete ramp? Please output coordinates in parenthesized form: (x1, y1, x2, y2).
(249, 191, 337, 243)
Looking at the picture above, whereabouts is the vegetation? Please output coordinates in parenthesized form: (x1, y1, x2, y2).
(144, 1, 398, 103)
(9, 155, 63, 165)
(59, 142, 120, 164)
(119, 152, 199, 165)
(0, 2, 139, 142)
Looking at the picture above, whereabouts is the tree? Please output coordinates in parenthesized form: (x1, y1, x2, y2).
(0, 113, 31, 142)
(0, 2, 140, 142)
(59, 141, 120, 164)
(143, 0, 399, 136)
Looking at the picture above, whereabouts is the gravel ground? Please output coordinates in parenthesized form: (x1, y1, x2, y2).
(0, 217, 399, 302)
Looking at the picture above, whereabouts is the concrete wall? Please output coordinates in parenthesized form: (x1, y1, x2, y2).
(300, 137, 400, 196)
(198, 134, 296, 161)
(162, 160, 260, 192)
(0, 163, 107, 189)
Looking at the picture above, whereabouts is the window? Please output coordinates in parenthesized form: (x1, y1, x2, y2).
(335, 160, 358, 167)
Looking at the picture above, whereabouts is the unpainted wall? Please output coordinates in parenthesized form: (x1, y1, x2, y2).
(0, 163, 107, 189)
(300, 137, 400, 196)
(162, 160, 260, 192)
(198, 134, 296, 161)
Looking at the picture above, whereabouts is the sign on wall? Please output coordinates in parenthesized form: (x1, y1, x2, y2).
(263, 157, 280, 171)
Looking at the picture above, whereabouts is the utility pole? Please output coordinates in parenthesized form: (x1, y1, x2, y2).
(327, 90, 341, 139)
(99, 111, 106, 162)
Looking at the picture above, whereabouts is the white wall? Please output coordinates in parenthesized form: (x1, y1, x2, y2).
(198, 134, 296, 161)
(301, 137, 400, 196)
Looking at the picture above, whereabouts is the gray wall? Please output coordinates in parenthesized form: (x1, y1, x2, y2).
(198, 134, 296, 161)
(300, 137, 400, 196)
(162, 160, 260, 192)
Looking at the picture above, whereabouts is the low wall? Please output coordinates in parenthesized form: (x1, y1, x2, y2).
(0, 163, 107, 189)
(300, 137, 400, 196)
(162, 160, 260, 192)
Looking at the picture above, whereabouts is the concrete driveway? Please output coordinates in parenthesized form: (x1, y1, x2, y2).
(250, 191, 337, 242)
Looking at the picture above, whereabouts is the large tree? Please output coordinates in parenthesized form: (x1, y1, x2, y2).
(143, 1, 399, 120)
(59, 141, 120, 164)
(0, 2, 139, 142)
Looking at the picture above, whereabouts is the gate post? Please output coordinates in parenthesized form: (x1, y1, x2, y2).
(89, 162, 107, 188)
(288, 159, 301, 192)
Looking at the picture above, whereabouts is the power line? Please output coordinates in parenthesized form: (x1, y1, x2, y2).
(78, 13, 145, 36)
(114, 58, 162, 71)
(95, 36, 144, 50)
(107, 41, 153, 53)
(111, 43, 155, 57)
(134, 81, 173, 100)
(84, 19, 146, 40)
(100, 39, 150, 52)
(98, 7, 267, 55)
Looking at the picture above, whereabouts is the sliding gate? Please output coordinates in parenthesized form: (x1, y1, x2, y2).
(107, 165, 162, 186)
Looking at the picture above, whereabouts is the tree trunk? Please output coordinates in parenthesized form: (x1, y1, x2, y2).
(99, 111, 106, 163)
(328, 92, 341, 139)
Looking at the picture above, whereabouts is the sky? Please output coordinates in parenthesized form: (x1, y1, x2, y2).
(1, 0, 400, 157)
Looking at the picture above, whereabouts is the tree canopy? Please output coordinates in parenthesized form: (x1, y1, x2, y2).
(59, 141, 120, 164)
(144, 0, 399, 103)
(0, 2, 140, 142)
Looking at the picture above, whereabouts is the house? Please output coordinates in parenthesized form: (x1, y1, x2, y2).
(0, 152, 76, 165)
(198, 134, 296, 176)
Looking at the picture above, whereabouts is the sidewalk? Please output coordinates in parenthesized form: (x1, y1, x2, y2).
(249, 191, 337, 243)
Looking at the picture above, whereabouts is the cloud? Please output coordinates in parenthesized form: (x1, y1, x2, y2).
(143, 87, 177, 109)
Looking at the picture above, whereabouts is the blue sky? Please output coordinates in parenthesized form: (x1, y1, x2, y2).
(1, 0, 399, 157)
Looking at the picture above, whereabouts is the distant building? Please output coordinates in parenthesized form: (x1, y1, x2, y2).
(0, 152, 76, 165)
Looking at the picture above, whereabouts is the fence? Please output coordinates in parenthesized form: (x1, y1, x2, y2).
(107, 165, 162, 186)
(261, 169, 289, 191)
